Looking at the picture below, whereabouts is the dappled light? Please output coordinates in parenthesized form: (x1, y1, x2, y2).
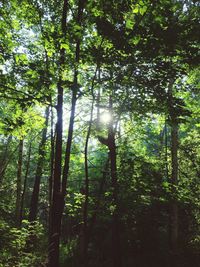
(0, 1, 199, 267)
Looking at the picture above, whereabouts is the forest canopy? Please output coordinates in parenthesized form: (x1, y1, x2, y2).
(0, 0, 199, 267)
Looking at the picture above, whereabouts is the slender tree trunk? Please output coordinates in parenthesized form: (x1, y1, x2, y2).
(48, 105, 55, 236)
(49, 105, 55, 209)
(0, 144, 19, 185)
(97, 93, 122, 267)
(165, 118, 169, 180)
(107, 96, 122, 267)
(29, 106, 49, 222)
(47, 1, 68, 266)
(0, 136, 12, 184)
(48, 0, 69, 259)
(87, 159, 109, 242)
(48, 79, 78, 267)
(48, 82, 64, 266)
(61, 0, 85, 199)
(19, 142, 32, 226)
(48, 1, 85, 266)
(61, 88, 77, 198)
(48, 82, 64, 267)
(168, 80, 179, 266)
(80, 110, 91, 267)
(96, 78, 101, 131)
(48, 80, 77, 267)
(16, 139, 24, 228)
(81, 67, 98, 266)
(170, 119, 179, 260)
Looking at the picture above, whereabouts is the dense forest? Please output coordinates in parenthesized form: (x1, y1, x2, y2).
(0, 0, 199, 266)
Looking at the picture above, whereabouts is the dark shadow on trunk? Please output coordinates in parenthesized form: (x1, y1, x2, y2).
(29, 106, 49, 222)
(16, 139, 24, 228)
(19, 142, 32, 226)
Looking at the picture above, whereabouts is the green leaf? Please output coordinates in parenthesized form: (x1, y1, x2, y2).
(140, 5, 147, 15)
(60, 43, 70, 52)
(126, 19, 134, 30)
(133, 7, 139, 13)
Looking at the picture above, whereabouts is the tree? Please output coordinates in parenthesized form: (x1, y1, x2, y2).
(0, 1, 199, 267)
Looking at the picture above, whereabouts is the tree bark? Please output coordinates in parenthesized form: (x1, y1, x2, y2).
(29, 106, 49, 222)
(80, 67, 98, 267)
(107, 96, 122, 267)
(87, 159, 109, 242)
(16, 139, 24, 228)
(170, 119, 179, 258)
(47, 0, 68, 264)
(48, 1, 86, 266)
(49, 105, 55, 209)
(19, 142, 32, 226)
(0, 136, 12, 184)
(164, 118, 169, 180)
(48, 105, 55, 237)
(168, 80, 179, 266)
(48, 83, 64, 267)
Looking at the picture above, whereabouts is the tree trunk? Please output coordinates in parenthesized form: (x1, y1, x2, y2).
(107, 96, 122, 267)
(48, 105, 55, 236)
(47, 1, 69, 266)
(170, 119, 179, 261)
(16, 139, 24, 228)
(19, 142, 32, 226)
(0, 136, 12, 184)
(81, 67, 98, 266)
(96, 70, 101, 131)
(48, 1, 85, 266)
(48, 80, 64, 267)
(164, 118, 169, 180)
(87, 159, 109, 242)
(49, 105, 55, 209)
(29, 106, 49, 222)
(168, 80, 179, 266)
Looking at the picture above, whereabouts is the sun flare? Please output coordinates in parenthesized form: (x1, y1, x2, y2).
(100, 112, 112, 123)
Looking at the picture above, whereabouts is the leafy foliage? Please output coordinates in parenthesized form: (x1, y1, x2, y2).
(0, 0, 199, 266)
